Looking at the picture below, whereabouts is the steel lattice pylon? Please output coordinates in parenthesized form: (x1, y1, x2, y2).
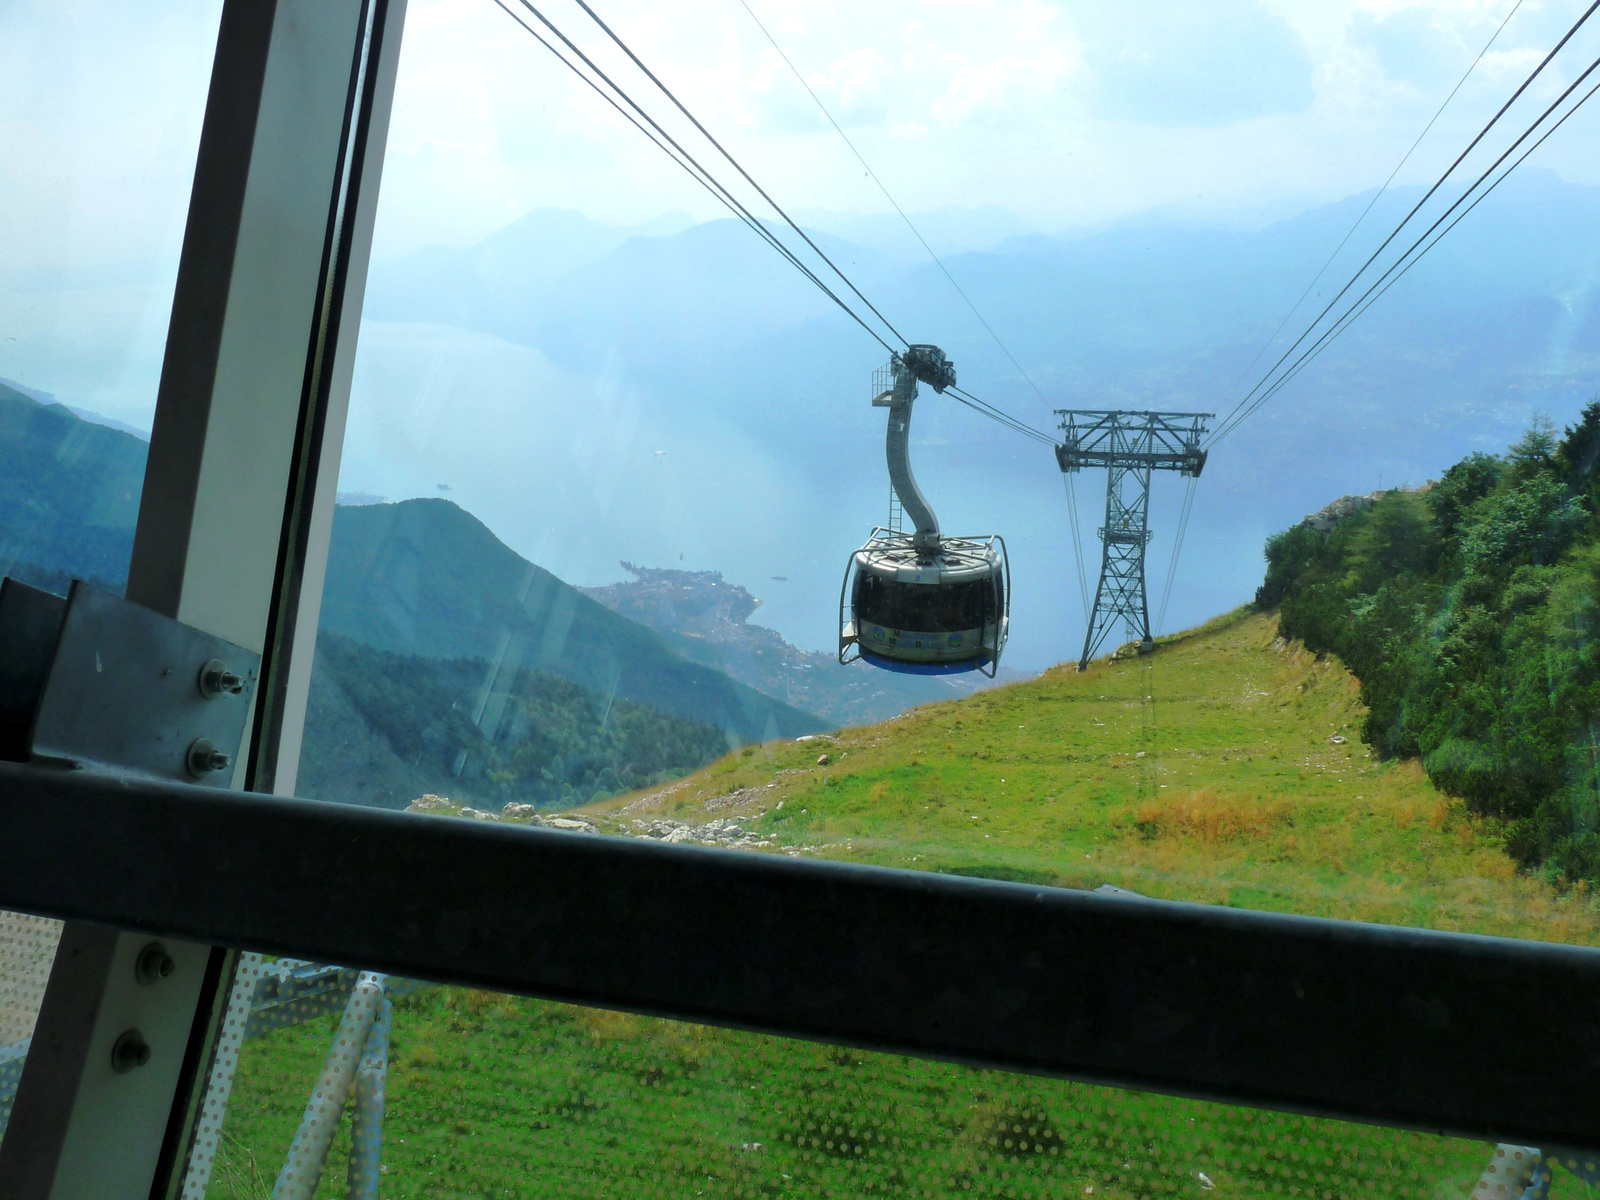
(1055, 410, 1212, 671)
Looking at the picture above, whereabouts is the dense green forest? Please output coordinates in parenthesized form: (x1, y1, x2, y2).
(300, 634, 730, 811)
(1259, 402, 1600, 885)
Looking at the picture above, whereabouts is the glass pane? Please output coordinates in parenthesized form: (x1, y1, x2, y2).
(0, 0, 224, 1140)
(197, 0, 1600, 1189)
(282, 0, 1600, 945)
(208, 978, 1584, 1200)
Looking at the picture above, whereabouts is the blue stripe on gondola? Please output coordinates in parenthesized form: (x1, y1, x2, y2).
(858, 648, 992, 675)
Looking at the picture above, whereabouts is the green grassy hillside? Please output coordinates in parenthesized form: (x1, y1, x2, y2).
(210, 608, 1599, 1199)
(588, 606, 1597, 943)
(1266, 406, 1600, 887)
(320, 499, 827, 746)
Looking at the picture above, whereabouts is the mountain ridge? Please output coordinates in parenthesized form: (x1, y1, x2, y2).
(579, 561, 1025, 726)
(319, 498, 827, 745)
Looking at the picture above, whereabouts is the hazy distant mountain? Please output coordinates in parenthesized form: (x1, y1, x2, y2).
(364, 207, 695, 331)
(579, 562, 1026, 727)
(0, 395, 828, 761)
(0, 381, 145, 588)
(344, 171, 1600, 670)
(787, 204, 1038, 264)
(320, 498, 828, 745)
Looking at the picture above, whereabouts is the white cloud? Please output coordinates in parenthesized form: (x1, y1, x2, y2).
(930, 44, 1081, 125)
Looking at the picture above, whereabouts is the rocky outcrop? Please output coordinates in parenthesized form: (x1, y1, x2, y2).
(407, 793, 597, 832)
(1300, 491, 1383, 532)
(579, 562, 1022, 727)
(1300, 481, 1434, 533)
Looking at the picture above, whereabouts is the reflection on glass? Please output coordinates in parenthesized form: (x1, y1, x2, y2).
(208, 0, 1600, 1188)
(212, 981, 1571, 1200)
(0, 0, 224, 1144)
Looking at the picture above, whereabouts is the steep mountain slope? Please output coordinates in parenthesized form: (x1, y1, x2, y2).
(1264, 406, 1600, 885)
(319, 499, 827, 745)
(0, 391, 829, 748)
(585, 607, 1598, 944)
(579, 562, 1023, 726)
(299, 633, 727, 811)
(0, 382, 145, 587)
(344, 174, 1600, 666)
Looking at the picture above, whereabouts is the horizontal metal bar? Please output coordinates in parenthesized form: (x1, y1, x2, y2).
(1059, 453, 1202, 466)
(0, 761, 1595, 1148)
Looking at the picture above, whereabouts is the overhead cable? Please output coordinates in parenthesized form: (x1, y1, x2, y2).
(1344, 72, 1600, 335)
(1155, 475, 1198, 635)
(1062, 473, 1091, 623)
(494, 0, 899, 354)
(570, 0, 912, 350)
(736, 0, 1054, 415)
(1209, 0, 1600, 447)
(947, 385, 1058, 444)
(1226, 0, 1525, 394)
(493, 0, 1059, 449)
(1217, 65, 1600, 441)
(1211, 47, 1600, 446)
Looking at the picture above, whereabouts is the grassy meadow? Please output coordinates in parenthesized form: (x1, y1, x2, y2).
(208, 609, 1600, 1198)
(589, 607, 1599, 943)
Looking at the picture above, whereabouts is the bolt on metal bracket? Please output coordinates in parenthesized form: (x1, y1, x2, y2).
(110, 1029, 151, 1074)
(134, 943, 176, 987)
(0, 578, 259, 786)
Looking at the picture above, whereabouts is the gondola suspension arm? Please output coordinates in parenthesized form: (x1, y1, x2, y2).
(874, 350, 950, 554)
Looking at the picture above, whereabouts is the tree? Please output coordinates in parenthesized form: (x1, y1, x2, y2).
(1557, 398, 1600, 494)
(1508, 412, 1557, 475)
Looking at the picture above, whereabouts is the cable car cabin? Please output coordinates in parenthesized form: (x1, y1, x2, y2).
(840, 529, 1009, 675)
(838, 345, 1011, 676)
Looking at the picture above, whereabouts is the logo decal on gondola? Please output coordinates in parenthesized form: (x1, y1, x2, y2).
(948, 634, 962, 647)
(871, 628, 885, 642)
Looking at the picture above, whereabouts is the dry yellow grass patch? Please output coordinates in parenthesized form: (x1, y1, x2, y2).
(1134, 788, 1289, 843)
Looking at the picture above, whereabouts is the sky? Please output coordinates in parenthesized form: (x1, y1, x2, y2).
(371, 0, 1600, 253)
(6, 0, 1600, 275)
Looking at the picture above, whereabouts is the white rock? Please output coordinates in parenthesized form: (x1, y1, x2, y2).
(546, 817, 595, 831)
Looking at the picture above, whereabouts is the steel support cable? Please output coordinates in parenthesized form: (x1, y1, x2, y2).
(1155, 474, 1198, 635)
(953, 395, 1052, 442)
(1226, 0, 1525, 395)
(1208, 0, 1600, 446)
(953, 397, 1055, 443)
(1330, 72, 1600, 360)
(494, 0, 898, 354)
(1216, 72, 1600, 445)
(736, 0, 1055, 416)
(1210, 52, 1600, 447)
(493, 1, 767, 231)
(945, 385, 1052, 440)
(1063, 473, 1091, 623)
(947, 385, 1058, 444)
(570, 0, 912, 350)
(498, 0, 1060, 447)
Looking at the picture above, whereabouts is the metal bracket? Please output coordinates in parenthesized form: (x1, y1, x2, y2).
(0, 579, 258, 786)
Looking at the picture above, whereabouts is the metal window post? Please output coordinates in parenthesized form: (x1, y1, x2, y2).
(0, 1, 406, 1195)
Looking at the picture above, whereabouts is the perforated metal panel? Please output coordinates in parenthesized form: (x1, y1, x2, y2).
(207, 986, 1522, 1200)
